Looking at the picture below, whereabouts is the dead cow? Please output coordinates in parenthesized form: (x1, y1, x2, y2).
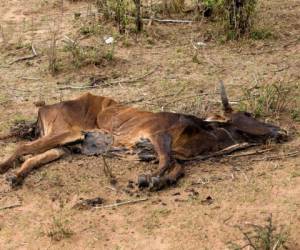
(0, 82, 287, 190)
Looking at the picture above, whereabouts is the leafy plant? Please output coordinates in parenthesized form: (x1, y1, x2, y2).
(202, 0, 258, 39)
(250, 29, 273, 40)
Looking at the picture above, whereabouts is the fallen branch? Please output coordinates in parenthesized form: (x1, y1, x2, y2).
(95, 197, 148, 209)
(229, 148, 273, 158)
(8, 44, 38, 65)
(251, 151, 299, 162)
(63, 35, 76, 45)
(58, 65, 159, 90)
(20, 77, 41, 81)
(190, 143, 257, 161)
(0, 203, 22, 211)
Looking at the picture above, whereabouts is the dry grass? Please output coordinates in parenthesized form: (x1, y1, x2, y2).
(46, 215, 74, 241)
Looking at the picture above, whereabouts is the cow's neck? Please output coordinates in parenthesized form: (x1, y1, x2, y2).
(209, 124, 249, 151)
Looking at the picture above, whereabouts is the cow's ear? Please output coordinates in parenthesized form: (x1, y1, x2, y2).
(220, 81, 233, 114)
(205, 114, 229, 123)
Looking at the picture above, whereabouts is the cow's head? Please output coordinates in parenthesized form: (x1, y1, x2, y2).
(206, 81, 288, 142)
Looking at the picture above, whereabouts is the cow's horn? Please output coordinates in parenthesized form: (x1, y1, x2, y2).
(219, 80, 233, 113)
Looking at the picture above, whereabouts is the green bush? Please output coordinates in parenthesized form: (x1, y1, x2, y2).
(202, 0, 258, 40)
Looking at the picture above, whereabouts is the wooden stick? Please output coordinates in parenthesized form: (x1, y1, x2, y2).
(63, 35, 76, 45)
(20, 77, 41, 81)
(8, 44, 38, 65)
(251, 151, 299, 161)
(229, 148, 272, 158)
(189, 143, 257, 161)
(95, 198, 148, 209)
(31, 44, 37, 56)
(0, 203, 22, 211)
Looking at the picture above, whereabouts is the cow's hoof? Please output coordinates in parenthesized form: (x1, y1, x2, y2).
(6, 175, 23, 188)
(149, 176, 166, 191)
(138, 174, 150, 188)
(0, 163, 10, 175)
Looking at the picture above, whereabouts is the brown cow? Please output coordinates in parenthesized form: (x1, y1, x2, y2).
(0, 82, 287, 190)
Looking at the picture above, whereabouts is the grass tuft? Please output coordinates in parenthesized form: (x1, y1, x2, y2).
(46, 215, 73, 241)
(228, 214, 290, 250)
(239, 83, 298, 119)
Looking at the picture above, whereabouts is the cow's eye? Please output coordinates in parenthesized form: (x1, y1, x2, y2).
(244, 112, 252, 117)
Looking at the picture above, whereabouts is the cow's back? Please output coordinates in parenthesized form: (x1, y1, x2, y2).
(37, 93, 116, 137)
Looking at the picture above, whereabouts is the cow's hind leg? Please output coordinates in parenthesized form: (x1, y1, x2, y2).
(0, 131, 82, 174)
(7, 148, 67, 187)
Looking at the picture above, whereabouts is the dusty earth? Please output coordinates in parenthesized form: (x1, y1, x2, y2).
(0, 0, 299, 249)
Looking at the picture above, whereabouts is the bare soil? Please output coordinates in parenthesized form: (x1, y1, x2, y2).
(0, 0, 299, 249)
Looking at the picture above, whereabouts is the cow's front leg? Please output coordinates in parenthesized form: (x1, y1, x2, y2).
(149, 163, 185, 191)
(138, 133, 173, 190)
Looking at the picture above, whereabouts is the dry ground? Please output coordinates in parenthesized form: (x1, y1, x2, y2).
(0, 0, 299, 249)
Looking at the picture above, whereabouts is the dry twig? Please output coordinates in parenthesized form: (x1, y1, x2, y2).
(251, 151, 299, 162)
(190, 143, 257, 161)
(95, 197, 148, 209)
(229, 148, 273, 158)
(0, 203, 22, 211)
(8, 44, 38, 65)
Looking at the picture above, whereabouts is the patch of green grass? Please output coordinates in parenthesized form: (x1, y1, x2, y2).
(239, 83, 297, 118)
(228, 215, 290, 250)
(63, 41, 105, 68)
(291, 108, 300, 122)
(250, 29, 274, 40)
(192, 54, 201, 64)
(11, 113, 33, 123)
(79, 23, 102, 36)
(104, 42, 116, 61)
